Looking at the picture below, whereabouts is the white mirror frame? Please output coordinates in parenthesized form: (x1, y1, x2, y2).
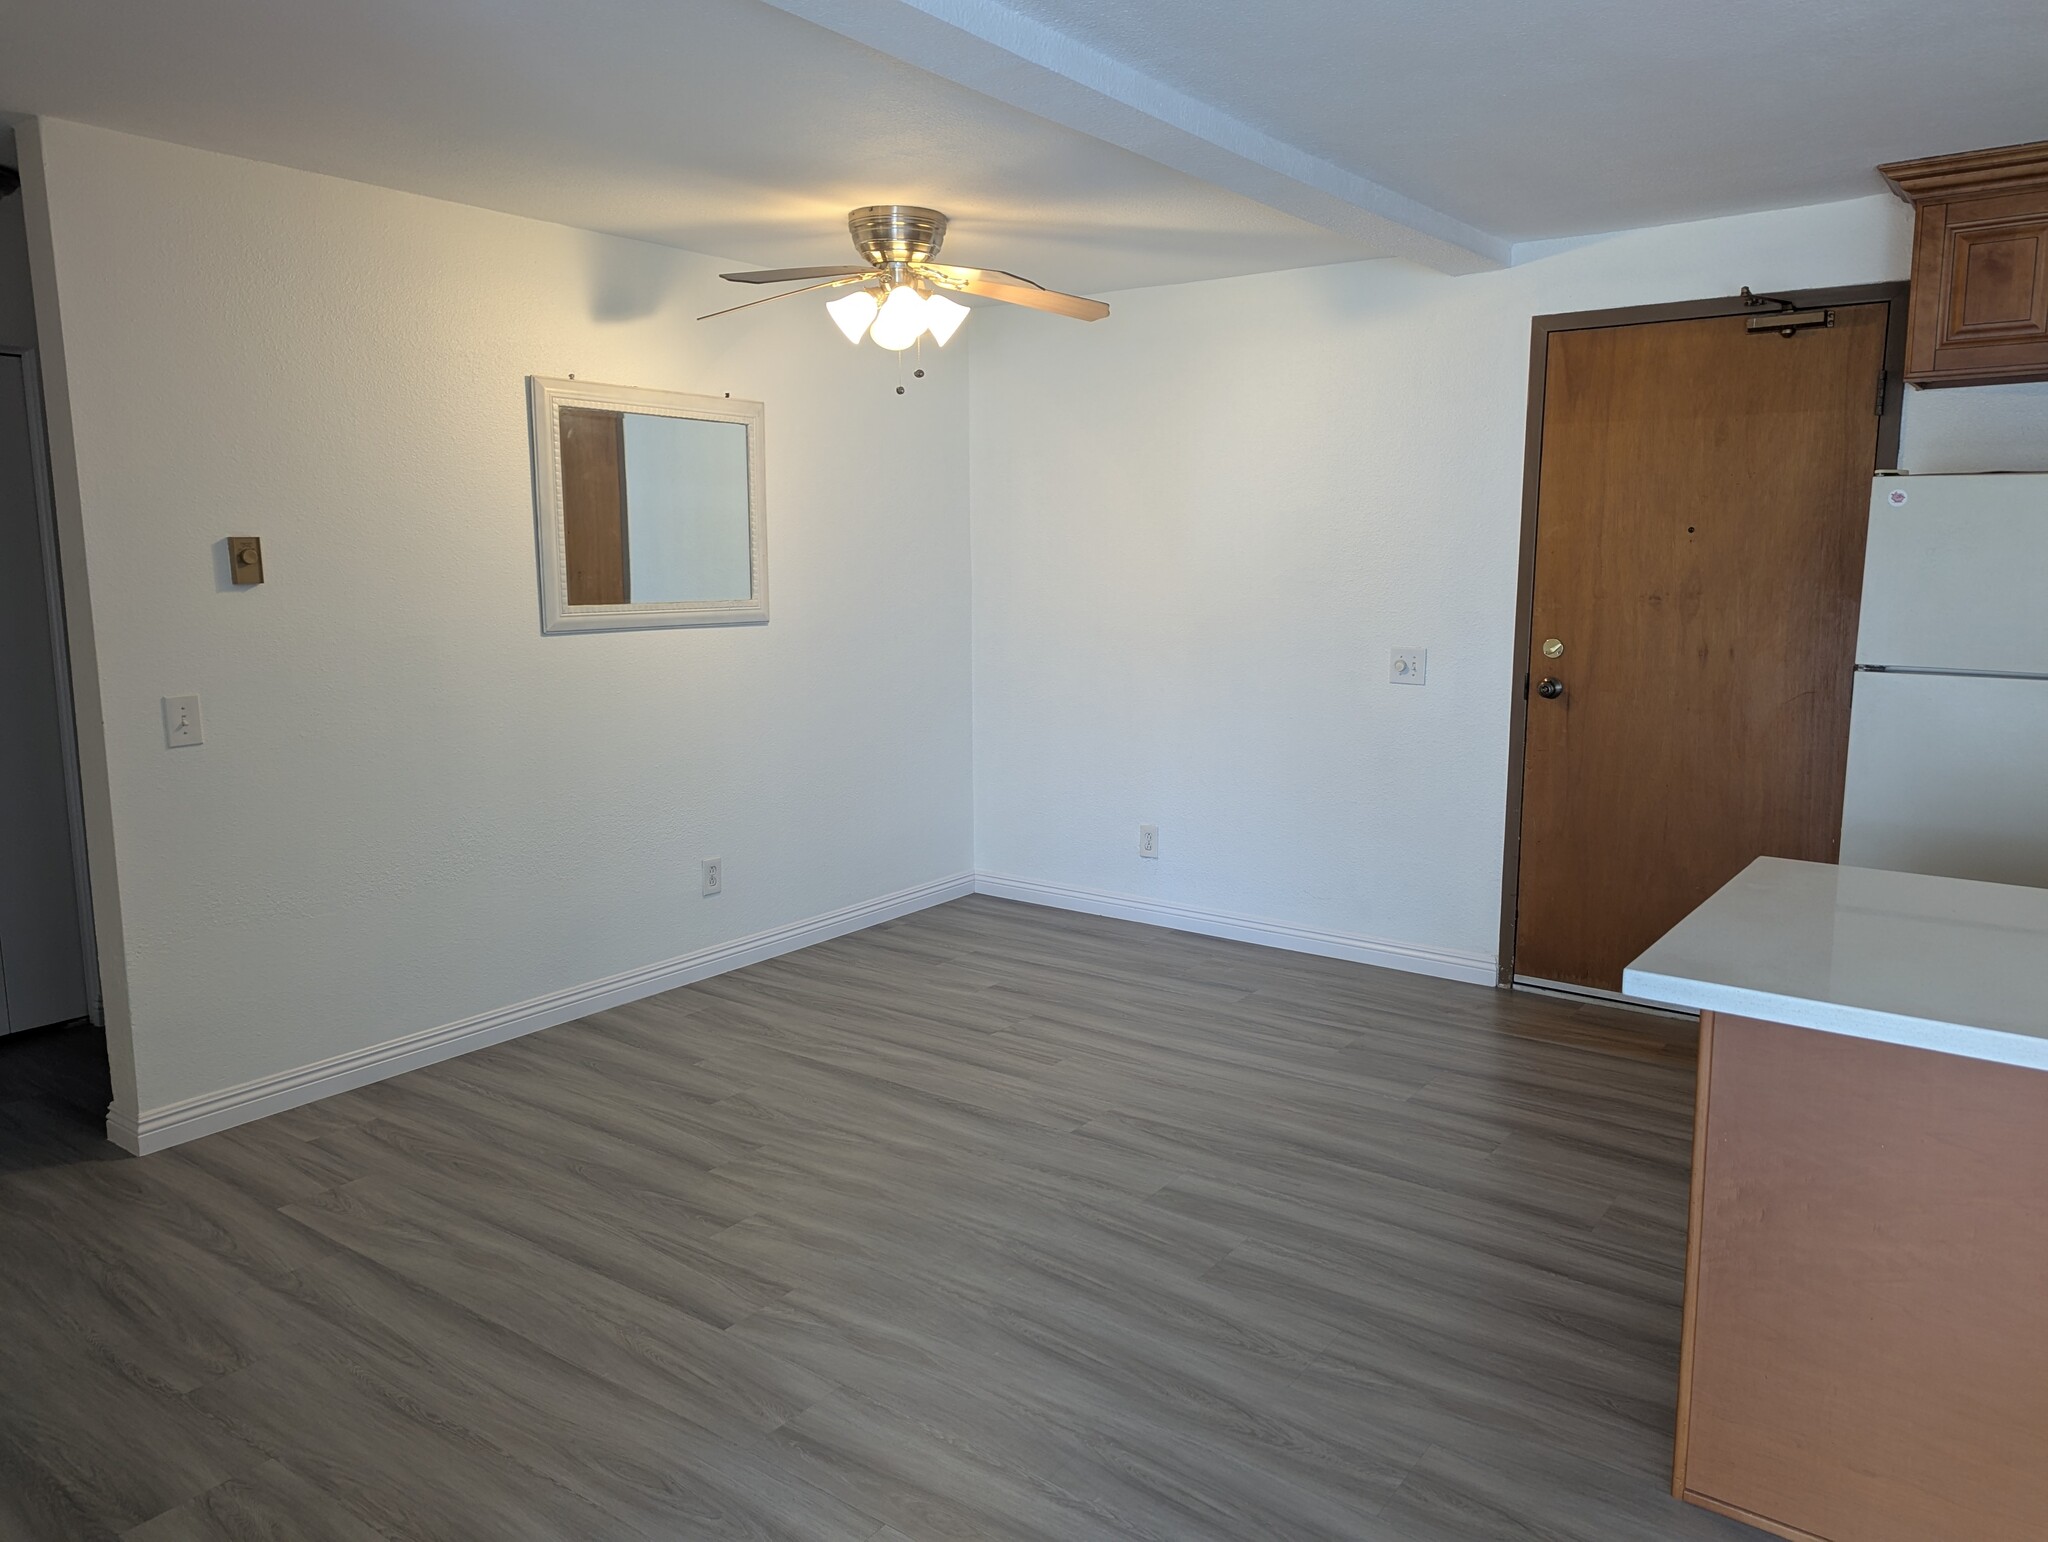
(527, 376, 768, 633)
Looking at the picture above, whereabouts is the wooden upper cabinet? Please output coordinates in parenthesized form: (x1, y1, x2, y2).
(1882, 140, 2048, 387)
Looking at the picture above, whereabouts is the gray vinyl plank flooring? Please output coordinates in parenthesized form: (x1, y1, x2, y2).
(120, 1461, 392, 1542)
(0, 896, 1756, 1540)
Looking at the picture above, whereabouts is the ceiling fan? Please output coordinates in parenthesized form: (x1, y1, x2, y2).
(703, 205, 1109, 350)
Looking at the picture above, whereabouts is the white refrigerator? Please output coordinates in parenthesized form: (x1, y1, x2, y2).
(1840, 473, 2048, 889)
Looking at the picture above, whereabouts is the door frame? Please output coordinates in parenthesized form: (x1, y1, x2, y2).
(1495, 284, 1910, 989)
(2, 344, 102, 1024)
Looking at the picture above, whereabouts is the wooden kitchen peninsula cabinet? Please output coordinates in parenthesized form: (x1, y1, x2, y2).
(1626, 859, 2048, 1542)
(1881, 140, 2048, 387)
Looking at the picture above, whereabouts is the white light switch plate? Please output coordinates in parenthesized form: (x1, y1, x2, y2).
(163, 694, 204, 746)
(1390, 649, 1428, 685)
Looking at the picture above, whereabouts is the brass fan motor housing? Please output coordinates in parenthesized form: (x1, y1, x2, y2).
(848, 205, 948, 267)
(703, 206, 1106, 326)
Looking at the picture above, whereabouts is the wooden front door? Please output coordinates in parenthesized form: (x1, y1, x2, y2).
(1511, 304, 1890, 993)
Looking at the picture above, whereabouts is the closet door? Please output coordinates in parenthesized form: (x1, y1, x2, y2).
(0, 353, 88, 1032)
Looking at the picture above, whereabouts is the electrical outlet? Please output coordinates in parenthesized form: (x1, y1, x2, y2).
(1138, 824, 1159, 859)
(162, 694, 204, 747)
(1390, 648, 1428, 685)
(701, 858, 722, 897)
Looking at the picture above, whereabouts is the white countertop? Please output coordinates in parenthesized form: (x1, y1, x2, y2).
(1623, 857, 2048, 1072)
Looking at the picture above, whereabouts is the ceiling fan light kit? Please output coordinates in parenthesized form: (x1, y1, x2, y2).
(922, 292, 970, 346)
(868, 282, 931, 350)
(826, 287, 880, 343)
(707, 205, 1109, 353)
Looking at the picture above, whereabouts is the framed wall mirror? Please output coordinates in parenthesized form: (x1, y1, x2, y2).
(528, 377, 767, 632)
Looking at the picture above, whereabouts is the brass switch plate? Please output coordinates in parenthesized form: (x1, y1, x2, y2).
(228, 536, 264, 585)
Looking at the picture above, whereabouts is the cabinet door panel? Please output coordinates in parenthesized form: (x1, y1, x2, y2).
(1678, 1015, 2048, 1541)
(1886, 143, 2048, 386)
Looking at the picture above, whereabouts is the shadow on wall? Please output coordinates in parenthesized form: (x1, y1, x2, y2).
(580, 229, 681, 323)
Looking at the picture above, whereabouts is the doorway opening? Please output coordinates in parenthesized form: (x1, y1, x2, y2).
(1, 340, 107, 1150)
(1498, 285, 1909, 1001)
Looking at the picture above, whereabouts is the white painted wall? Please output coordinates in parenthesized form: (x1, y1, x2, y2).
(23, 110, 2048, 1144)
(968, 193, 2048, 977)
(24, 119, 972, 1134)
(1896, 378, 2048, 474)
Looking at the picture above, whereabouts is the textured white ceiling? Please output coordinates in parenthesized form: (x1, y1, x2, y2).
(3, 0, 2043, 290)
(991, 0, 2048, 240)
(0, 0, 1379, 294)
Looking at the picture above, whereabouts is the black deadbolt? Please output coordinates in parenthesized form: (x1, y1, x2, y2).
(1537, 677, 1564, 699)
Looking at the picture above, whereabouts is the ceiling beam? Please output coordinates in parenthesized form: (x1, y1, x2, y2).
(754, 0, 1509, 275)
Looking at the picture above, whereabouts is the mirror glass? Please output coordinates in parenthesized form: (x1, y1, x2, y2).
(561, 410, 750, 604)
(530, 379, 766, 632)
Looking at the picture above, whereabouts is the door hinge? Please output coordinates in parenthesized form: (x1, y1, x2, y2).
(1874, 367, 1888, 418)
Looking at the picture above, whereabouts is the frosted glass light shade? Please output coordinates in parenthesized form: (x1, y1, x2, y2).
(825, 288, 879, 344)
(868, 285, 929, 351)
(922, 293, 970, 346)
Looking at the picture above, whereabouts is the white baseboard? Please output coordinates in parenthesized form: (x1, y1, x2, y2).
(111, 868, 1492, 1155)
(972, 873, 1497, 986)
(111, 872, 976, 1155)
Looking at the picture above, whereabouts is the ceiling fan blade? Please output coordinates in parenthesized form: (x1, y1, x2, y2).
(697, 275, 871, 321)
(719, 265, 871, 284)
(920, 264, 1045, 291)
(945, 274, 1109, 322)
